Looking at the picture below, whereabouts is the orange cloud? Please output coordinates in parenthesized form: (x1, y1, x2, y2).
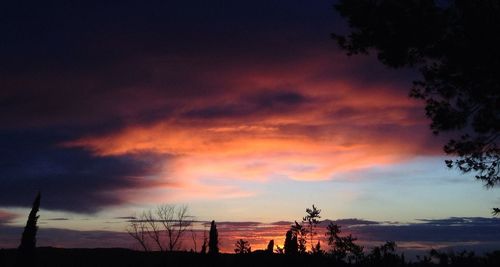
(60, 46, 439, 203)
(65, 104, 434, 190)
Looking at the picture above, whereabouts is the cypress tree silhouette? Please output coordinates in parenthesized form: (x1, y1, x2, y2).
(200, 237, 207, 254)
(208, 220, 219, 255)
(284, 230, 298, 255)
(266, 239, 274, 254)
(16, 192, 41, 267)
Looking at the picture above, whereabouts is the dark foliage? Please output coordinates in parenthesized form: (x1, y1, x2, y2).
(234, 239, 251, 254)
(1, 247, 500, 267)
(208, 220, 219, 255)
(284, 230, 298, 255)
(201, 237, 208, 254)
(16, 192, 41, 267)
(332, 0, 500, 207)
(266, 240, 275, 254)
(290, 221, 307, 254)
(326, 222, 364, 263)
(303, 205, 321, 251)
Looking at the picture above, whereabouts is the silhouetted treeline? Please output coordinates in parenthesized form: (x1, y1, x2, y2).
(9, 199, 500, 267)
(2, 247, 500, 267)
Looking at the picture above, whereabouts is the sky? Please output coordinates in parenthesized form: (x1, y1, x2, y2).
(1, 0, 499, 254)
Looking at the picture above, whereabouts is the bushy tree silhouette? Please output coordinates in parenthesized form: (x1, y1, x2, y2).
(234, 239, 251, 254)
(333, 0, 500, 212)
(208, 220, 219, 255)
(367, 241, 399, 266)
(16, 192, 40, 267)
(326, 222, 364, 263)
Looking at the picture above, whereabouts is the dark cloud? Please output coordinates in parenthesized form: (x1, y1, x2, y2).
(0, 226, 134, 249)
(270, 219, 379, 228)
(45, 218, 70, 221)
(350, 217, 500, 243)
(251, 91, 308, 109)
(0, 0, 429, 216)
(0, 0, 411, 130)
(114, 216, 137, 220)
(270, 221, 294, 226)
(183, 105, 251, 120)
(2, 217, 499, 254)
(417, 217, 500, 226)
(0, 130, 169, 213)
(183, 90, 309, 120)
(206, 221, 262, 229)
(323, 218, 380, 226)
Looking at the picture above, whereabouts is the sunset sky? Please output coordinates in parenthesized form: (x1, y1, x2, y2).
(1, 0, 499, 253)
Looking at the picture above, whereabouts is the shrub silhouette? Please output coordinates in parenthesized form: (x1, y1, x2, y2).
(234, 239, 251, 254)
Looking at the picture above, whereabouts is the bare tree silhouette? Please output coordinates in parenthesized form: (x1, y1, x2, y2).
(126, 213, 150, 252)
(157, 205, 192, 251)
(127, 204, 193, 252)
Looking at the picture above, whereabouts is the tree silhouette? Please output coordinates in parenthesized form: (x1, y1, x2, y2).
(302, 205, 321, 251)
(156, 205, 192, 251)
(333, 0, 500, 207)
(126, 213, 150, 252)
(16, 192, 40, 267)
(127, 204, 194, 252)
(266, 239, 274, 254)
(326, 222, 364, 263)
(208, 220, 219, 255)
(234, 239, 251, 254)
(368, 241, 399, 266)
(290, 221, 307, 254)
(284, 230, 298, 255)
(312, 241, 324, 256)
(200, 238, 207, 254)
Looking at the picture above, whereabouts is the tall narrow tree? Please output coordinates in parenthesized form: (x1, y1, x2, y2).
(208, 220, 219, 254)
(16, 192, 41, 267)
(284, 230, 298, 255)
(266, 239, 275, 254)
